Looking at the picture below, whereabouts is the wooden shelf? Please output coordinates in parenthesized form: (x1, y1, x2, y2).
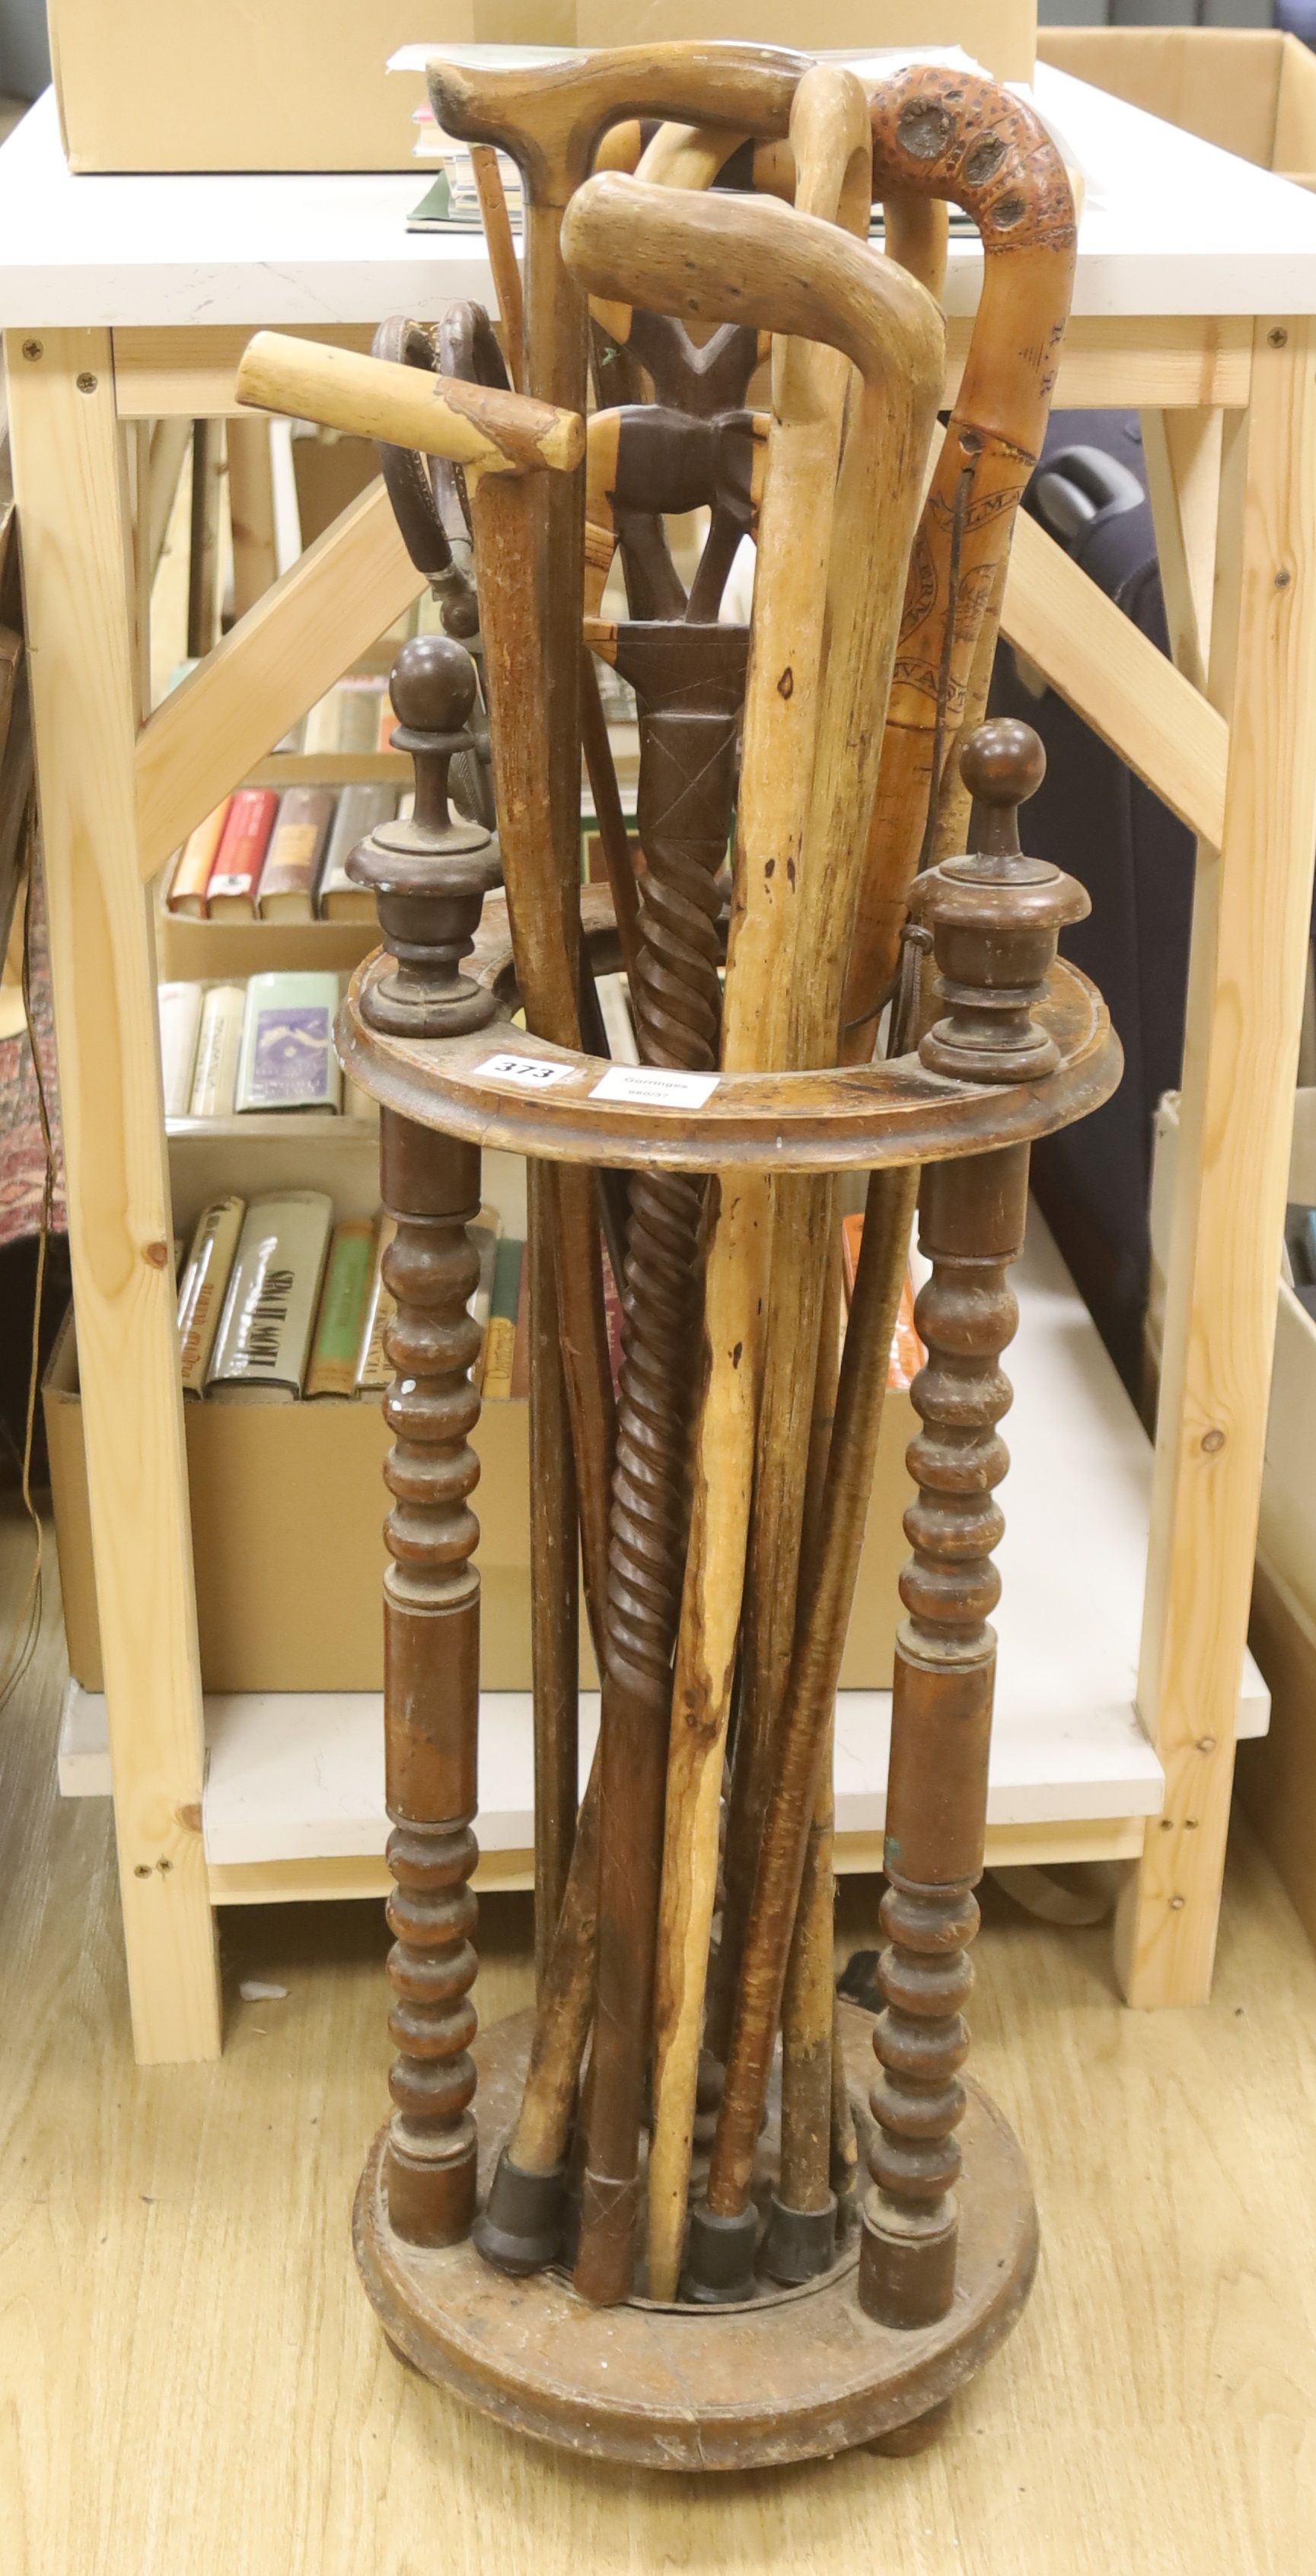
(57, 1214, 1270, 1900)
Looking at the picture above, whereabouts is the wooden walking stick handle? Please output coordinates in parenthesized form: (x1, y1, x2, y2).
(236, 333, 582, 479)
(564, 167, 932, 386)
(428, 43, 806, 203)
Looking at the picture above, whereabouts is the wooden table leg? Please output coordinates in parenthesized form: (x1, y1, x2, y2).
(1120, 316, 1316, 2007)
(5, 328, 219, 2062)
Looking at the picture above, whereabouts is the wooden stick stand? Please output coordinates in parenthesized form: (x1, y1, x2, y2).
(344, 674, 1120, 2467)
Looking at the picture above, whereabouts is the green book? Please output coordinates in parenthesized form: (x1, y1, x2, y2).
(305, 1218, 375, 1399)
(481, 1238, 524, 1402)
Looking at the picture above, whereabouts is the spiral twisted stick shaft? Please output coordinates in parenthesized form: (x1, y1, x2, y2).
(608, 694, 738, 1693)
(574, 637, 747, 2304)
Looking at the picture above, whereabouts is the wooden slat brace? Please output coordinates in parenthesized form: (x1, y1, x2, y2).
(1000, 507, 1228, 848)
(135, 474, 426, 877)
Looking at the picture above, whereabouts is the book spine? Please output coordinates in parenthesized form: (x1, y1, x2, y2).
(206, 1191, 333, 1398)
(481, 1237, 523, 1402)
(355, 1217, 397, 1393)
(305, 1216, 376, 1398)
(235, 972, 343, 1114)
(206, 788, 279, 915)
(597, 971, 640, 1065)
(508, 1237, 532, 1400)
(256, 788, 334, 916)
(158, 982, 204, 1116)
(466, 1209, 501, 1393)
(188, 983, 245, 1117)
(165, 799, 231, 915)
(318, 783, 397, 912)
(177, 1195, 245, 1395)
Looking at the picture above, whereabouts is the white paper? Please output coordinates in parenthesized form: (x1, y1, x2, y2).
(476, 1050, 575, 1091)
(591, 1065, 719, 1109)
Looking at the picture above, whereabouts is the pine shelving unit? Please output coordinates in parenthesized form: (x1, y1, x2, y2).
(7, 65, 1314, 2053)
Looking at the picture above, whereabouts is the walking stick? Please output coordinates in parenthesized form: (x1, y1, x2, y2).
(843, 64, 1077, 1049)
(564, 100, 942, 2302)
(572, 393, 763, 2304)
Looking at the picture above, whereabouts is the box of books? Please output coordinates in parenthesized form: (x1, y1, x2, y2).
(43, 1150, 918, 1696)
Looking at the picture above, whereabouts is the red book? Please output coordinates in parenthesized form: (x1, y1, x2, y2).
(839, 1212, 925, 1390)
(206, 788, 279, 920)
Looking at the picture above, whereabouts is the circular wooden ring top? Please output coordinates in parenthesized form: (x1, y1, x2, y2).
(341, 947, 1120, 1177)
(353, 2003, 1037, 2471)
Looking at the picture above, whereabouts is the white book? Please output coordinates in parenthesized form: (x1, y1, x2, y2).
(158, 982, 204, 1117)
(188, 982, 245, 1118)
(177, 1195, 245, 1396)
(596, 971, 640, 1066)
(235, 972, 343, 1115)
(206, 1191, 334, 1402)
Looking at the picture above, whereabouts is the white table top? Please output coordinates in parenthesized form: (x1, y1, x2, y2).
(0, 65, 1314, 329)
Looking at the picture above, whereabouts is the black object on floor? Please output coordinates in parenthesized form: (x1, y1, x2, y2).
(836, 1950, 884, 2014)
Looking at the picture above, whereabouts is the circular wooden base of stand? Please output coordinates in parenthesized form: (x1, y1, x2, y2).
(353, 2004, 1037, 2471)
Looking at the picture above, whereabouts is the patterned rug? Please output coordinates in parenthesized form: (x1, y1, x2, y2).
(0, 862, 65, 1251)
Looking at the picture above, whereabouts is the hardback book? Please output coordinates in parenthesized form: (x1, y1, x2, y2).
(158, 981, 204, 1116)
(304, 1216, 375, 1399)
(256, 787, 334, 921)
(188, 983, 245, 1118)
(206, 1191, 334, 1403)
(177, 1195, 244, 1396)
(166, 799, 232, 916)
(206, 788, 279, 920)
(508, 1237, 532, 1400)
(596, 971, 640, 1065)
(355, 1217, 396, 1395)
(303, 677, 387, 755)
(235, 972, 343, 1115)
(481, 1237, 523, 1403)
(318, 784, 397, 922)
(467, 1205, 501, 1393)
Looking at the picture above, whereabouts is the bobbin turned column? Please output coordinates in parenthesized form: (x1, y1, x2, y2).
(352, 634, 502, 2248)
(859, 720, 1088, 2331)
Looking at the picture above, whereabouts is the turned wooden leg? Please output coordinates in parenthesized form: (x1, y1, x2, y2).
(859, 1143, 1029, 2331)
(380, 1107, 485, 2250)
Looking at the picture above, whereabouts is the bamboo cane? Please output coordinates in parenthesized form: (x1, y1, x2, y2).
(563, 97, 942, 2301)
(470, 145, 525, 391)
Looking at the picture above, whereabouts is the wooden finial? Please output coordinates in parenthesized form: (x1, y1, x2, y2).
(349, 634, 503, 1039)
(909, 718, 1088, 1084)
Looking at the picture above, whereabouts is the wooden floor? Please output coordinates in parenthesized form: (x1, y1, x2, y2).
(2, 1504, 1314, 2574)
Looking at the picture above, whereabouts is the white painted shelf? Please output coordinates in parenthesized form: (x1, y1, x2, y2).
(58, 1213, 1270, 1894)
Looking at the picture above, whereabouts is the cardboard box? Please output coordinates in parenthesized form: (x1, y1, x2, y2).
(45, 1136, 916, 1694)
(48, 2, 1035, 176)
(1038, 27, 1316, 188)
